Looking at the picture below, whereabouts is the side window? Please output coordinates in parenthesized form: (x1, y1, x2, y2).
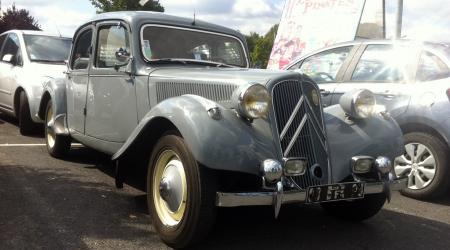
(351, 45, 407, 82)
(1, 33, 22, 66)
(297, 46, 352, 83)
(96, 25, 129, 68)
(71, 29, 93, 70)
(416, 51, 450, 82)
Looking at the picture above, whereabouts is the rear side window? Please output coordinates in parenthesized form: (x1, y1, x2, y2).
(416, 51, 450, 82)
(1, 33, 22, 66)
(351, 44, 410, 82)
(71, 29, 93, 70)
(296, 46, 352, 83)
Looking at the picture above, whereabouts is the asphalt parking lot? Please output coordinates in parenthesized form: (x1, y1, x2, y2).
(1, 114, 450, 250)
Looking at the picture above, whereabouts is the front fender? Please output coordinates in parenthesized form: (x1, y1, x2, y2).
(324, 105, 404, 182)
(113, 95, 279, 175)
(38, 78, 69, 135)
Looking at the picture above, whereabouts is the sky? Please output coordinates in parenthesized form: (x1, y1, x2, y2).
(0, 0, 285, 37)
(1, 1, 449, 43)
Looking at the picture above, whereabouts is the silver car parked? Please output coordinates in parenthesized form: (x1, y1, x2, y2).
(0, 30, 71, 135)
(286, 40, 450, 199)
(42, 12, 407, 248)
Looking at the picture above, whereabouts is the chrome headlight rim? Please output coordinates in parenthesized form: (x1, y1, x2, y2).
(234, 83, 271, 119)
(340, 89, 376, 119)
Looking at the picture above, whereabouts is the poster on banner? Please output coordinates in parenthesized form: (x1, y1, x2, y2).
(267, 0, 366, 70)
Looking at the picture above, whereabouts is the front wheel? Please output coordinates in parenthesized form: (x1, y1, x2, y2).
(19, 91, 38, 135)
(147, 133, 217, 249)
(321, 193, 386, 221)
(394, 132, 450, 199)
(45, 100, 71, 158)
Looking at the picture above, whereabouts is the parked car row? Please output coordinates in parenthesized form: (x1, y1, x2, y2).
(0, 11, 442, 248)
(285, 40, 450, 199)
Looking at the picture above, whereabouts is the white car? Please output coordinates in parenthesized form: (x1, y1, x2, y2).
(0, 30, 71, 135)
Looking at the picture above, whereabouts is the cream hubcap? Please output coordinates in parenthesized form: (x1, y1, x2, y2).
(46, 104, 55, 148)
(153, 150, 187, 226)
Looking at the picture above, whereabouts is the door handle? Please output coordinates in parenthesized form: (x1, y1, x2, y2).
(320, 89, 331, 96)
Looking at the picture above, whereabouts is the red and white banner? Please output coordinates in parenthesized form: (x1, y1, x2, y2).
(267, 0, 365, 70)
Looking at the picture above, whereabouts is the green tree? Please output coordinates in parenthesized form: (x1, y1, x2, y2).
(90, 0, 164, 13)
(251, 24, 278, 68)
(0, 4, 41, 34)
(245, 32, 262, 57)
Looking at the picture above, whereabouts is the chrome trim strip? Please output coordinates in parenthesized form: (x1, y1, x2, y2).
(280, 95, 304, 140)
(308, 113, 328, 153)
(283, 114, 307, 157)
(216, 178, 407, 207)
(304, 97, 326, 136)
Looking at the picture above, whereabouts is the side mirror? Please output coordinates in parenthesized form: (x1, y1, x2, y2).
(115, 48, 130, 63)
(2, 54, 14, 63)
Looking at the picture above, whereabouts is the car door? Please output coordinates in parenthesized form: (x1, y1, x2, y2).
(0, 33, 23, 109)
(66, 26, 94, 134)
(289, 45, 357, 107)
(332, 44, 416, 117)
(84, 22, 137, 142)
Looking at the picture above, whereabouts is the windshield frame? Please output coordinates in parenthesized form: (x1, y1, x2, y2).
(139, 24, 249, 68)
(23, 34, 72, 63)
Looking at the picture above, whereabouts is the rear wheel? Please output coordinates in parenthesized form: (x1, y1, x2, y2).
(147, 133, 217, 248)
(18, 91, 37, 135)
(45, 100, 70, 158)
(321, 193, 386, 221)
(394, 132, 450, 199)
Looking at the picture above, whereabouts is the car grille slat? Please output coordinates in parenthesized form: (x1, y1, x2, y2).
(272, 80, 329, 189)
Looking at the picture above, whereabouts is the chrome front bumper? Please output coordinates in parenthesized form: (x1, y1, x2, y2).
(216, 178, 407, 208)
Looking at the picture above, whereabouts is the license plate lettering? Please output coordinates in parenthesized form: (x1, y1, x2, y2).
(306, 182, 365, 203)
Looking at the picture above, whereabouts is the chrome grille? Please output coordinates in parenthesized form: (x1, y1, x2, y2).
(272, 80, 329, 189)
(156, 81, 236, 103)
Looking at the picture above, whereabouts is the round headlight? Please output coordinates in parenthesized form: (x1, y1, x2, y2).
(236, 84, 271, 119)
(339, 89, 376, 119)
(354, 90, 376, 118)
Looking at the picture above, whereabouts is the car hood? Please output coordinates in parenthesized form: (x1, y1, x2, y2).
(28, 62, 67, 79)
(148, 67, 302, 105)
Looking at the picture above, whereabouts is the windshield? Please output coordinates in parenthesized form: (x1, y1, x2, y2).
(141, 25, 248, 67)
(23, 35, 71, 63)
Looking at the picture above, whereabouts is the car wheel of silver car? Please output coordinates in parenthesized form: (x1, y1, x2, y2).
(321, 193, 386, 221)
(18, 91, 38, 135)
(394, 132, 450, 199)
(147, 133, 217, 248)
(45, 100, 71, 158)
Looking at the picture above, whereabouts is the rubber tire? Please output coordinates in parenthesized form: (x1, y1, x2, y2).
(18, 91, 37, 135)
(147, 134, 217, 249)
(400, 132, 450, 199)
(321, 193, 386, 221)
(45, 100, 71, 158)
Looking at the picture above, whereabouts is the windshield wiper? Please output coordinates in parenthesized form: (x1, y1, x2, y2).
(149, 58, 235, 68)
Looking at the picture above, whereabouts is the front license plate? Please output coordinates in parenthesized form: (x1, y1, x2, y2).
(306, 182, 365, 203)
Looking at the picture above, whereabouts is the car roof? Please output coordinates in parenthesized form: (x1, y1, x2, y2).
(284, 39, 450, 69)
(0, 29, 70, 39)
(79, 11, 245, 40)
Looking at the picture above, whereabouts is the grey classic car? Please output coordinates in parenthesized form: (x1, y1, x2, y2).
(40, 12, 407, 248)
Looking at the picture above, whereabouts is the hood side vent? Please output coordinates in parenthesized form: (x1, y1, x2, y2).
(156, 81, 237, 103)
